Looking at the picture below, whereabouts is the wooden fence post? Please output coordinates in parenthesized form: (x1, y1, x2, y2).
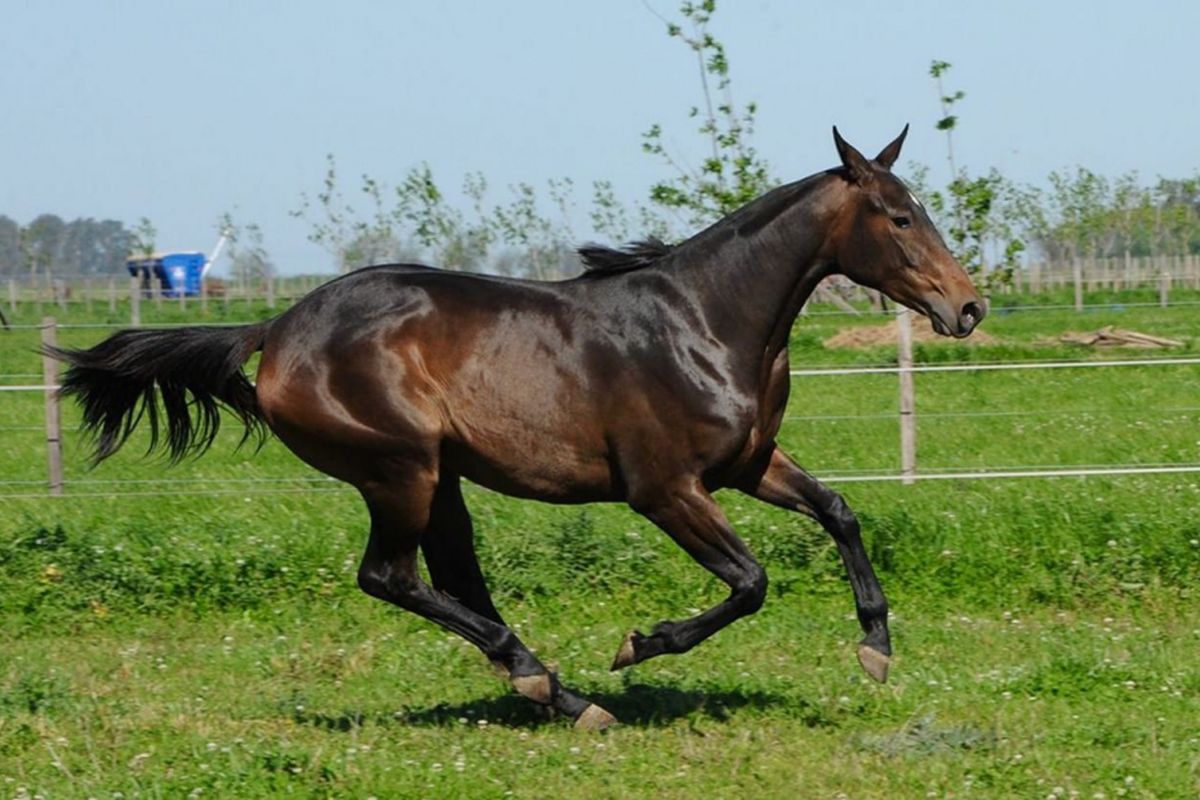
(1072, 259, 1083, 311)
(897, 307, 916, 485)
(7, 278, 16, 315)
(130, 276, 141, 327)
(108, 278, 116, 313)
(1160, 270, 1170, 308)
(200, 276, 209, 315)
(41, 317, 64, 496)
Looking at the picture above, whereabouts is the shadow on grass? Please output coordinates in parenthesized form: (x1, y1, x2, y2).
(292, 682, 836, 731)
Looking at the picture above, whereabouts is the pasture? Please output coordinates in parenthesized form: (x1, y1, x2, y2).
(1, 292, 1198, 798)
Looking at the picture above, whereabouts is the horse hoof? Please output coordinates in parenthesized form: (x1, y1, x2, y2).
(574, 703, 618, 731)
(512, 672, 553, 704)
(610, 631, 640, 671)
(857, 643, 891, 683)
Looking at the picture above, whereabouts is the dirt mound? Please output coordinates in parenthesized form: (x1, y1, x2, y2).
(823, 316, 999, 348)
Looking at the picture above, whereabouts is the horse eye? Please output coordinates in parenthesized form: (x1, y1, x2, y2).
(891, 215, 911, 229)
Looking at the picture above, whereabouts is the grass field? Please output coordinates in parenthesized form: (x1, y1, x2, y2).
(1, 289, 1199, 798)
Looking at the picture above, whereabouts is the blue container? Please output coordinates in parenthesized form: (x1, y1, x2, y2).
(126, 252, 206, 296)
(160, 252, 206, 296)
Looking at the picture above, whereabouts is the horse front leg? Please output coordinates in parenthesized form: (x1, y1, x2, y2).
(738, 446, 892, 683)
(611, 479, 767, 670)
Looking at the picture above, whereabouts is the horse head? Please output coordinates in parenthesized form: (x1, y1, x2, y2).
(826, 125, 985, 338)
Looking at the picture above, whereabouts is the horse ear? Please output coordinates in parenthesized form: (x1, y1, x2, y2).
(874, 124, 909, 170)
(833, 126, 873, 184)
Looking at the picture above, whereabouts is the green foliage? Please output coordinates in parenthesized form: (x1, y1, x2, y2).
(641, 1, 774, 227)
(923, 61, 1024, 290)
(131, 216, 157, 258)
(218, 213, 274, 291)
(292, 155, 584, 277)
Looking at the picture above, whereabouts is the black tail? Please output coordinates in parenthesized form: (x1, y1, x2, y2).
(45, 323, 272, 464)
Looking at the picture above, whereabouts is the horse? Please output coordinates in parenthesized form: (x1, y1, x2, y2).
(49, 127, 984, 730)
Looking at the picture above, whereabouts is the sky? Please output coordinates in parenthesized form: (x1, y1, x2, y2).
(2, 0, 1197, 275)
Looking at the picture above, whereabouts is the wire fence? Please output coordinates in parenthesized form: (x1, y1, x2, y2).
(2, 314, 1198, 499)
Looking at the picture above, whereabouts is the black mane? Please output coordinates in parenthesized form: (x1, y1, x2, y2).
(577, 238, 673, 275)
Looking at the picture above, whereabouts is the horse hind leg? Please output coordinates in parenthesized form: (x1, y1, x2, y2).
(421, 472, 505, 625)
(358, 469, 616, 729)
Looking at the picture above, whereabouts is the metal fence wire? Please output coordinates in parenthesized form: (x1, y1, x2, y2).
(3, 314, 1198, 498)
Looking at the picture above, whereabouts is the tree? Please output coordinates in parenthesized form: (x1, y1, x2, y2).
(0, 216, 21, 275)
(219, 213, 275, 293)
(924, 61, 1023, 287)
(640, 0, 775, 228)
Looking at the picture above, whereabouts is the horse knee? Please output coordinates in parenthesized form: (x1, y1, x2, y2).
(823, 492, 860, 538)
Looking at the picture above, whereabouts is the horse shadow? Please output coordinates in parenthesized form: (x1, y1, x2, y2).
(292, 682, 832, 731)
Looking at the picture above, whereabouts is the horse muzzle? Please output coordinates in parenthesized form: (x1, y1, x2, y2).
(928, 299, 986, 339)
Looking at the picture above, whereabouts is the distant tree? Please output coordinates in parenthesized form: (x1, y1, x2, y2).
(220, 214, 275, 292)
(392, 165, 492, 271)
(131, 217, 156, 258)
(0, 216, 20, 275)
(24, 214, 67, 281)
(490, 179, 580, 279)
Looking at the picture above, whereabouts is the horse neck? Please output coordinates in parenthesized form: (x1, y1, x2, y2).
(671, 175, 842, 363)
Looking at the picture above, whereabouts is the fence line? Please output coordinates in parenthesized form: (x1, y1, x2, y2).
(822, 464, 1200, 483)
(1, 463, 1197, 500)
(4, 260, 1200, 329)
(5, 317, 1198, 497)
(790, 356, 1200, 378)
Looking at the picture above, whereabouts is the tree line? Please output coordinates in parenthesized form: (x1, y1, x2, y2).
(0, 214, 134, 278)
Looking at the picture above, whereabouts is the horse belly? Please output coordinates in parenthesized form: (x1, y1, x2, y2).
(438, 355, 615, 502)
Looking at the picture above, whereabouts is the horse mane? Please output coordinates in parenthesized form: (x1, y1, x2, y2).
(577, 238, 673, 276)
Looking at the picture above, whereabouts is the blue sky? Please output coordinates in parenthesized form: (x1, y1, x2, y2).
(2, 1, 1197, 274)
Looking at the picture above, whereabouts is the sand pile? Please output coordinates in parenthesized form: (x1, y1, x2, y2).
(823, 316, 999, 348)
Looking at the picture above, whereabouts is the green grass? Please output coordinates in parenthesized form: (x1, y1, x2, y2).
(1, 289, 1199, 797)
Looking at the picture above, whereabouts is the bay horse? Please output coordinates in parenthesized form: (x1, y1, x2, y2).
(50, 127, 984, 730)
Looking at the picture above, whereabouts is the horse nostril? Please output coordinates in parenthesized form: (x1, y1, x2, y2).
(961, 301, 985, 328)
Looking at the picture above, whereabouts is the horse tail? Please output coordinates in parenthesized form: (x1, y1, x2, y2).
(45, 321, 272, 464)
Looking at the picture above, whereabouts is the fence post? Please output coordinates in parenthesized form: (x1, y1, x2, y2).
(1160, 270, 1170, 308)
(1072, 259, 1083, 312)
(201, 276, 209, 315)
(896, 307, 916, 485)
(129, 276, 141, 326)
(54, 278, 67, 311)
(7, 278, 15, 314)
(40, 317, 64, 496)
